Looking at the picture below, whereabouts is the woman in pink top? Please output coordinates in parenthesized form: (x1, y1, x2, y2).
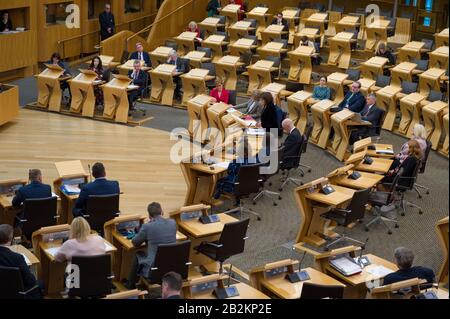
(210, 78, 230, 104)
(55, 217, 106, 262)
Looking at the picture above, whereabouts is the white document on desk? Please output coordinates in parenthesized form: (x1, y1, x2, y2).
(247, 128, 266, 136)
(365, 265, 394, 278)
(20, 253, 31, 266)
(128, 85, 140, 90)
(45, 247, 60, 257)
(227, 108, 237, 113)
(213, 162, 230, 170)
(104, 242, 115, 252)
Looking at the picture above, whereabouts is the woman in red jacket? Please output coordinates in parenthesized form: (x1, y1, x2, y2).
(210, 78, 230, 104)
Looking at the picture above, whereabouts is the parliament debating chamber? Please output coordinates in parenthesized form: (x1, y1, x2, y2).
(0, 0, 449, 302)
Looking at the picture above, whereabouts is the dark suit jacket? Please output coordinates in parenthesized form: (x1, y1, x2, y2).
(271, 18, 289, 31)
(168, 58, 188, 74)
(383, 266, 435, 285)
(73, 178, 120, 217)
(99, 12, 115, 39)
(129, 51, 151, 67)
(166, 294, 182, 299)
(361, 104, 384, 136)
(128, 70, 148, 89)
(12, 181, 52, 207)
(281, 128, 304, 169)
(338, 91, 366, 113)
(0, 246, 40, 297)
(0, 19, 13, 32)
(260, 103, 279, 132)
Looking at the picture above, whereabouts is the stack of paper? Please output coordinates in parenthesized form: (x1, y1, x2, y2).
(213, 162, 230, 170)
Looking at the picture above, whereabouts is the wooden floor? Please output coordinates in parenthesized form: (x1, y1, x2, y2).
(0, 109, 187, 214)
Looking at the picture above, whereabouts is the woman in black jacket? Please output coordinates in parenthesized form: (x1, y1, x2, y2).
(382, 139, 422, 188)
(259, 91, 279, 133)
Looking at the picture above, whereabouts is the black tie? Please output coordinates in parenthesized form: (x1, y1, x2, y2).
(362, 104, 371, 116)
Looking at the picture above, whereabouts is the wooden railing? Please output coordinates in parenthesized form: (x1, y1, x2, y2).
(57, 13, 157, 59)
(125, 0, 200, 49)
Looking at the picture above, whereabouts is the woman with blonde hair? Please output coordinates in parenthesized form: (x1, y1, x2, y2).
(396, 124, 427, 162)
(382, 139, 422, 188)
(210, 77, 230, 104)
(55, 217, 106, 262)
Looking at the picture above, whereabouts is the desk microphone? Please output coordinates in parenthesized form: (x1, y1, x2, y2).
(357, 238, 370, 267)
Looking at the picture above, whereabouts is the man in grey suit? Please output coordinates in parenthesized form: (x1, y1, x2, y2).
(234, 90, 263, 121)
(126, 202, 177, 289)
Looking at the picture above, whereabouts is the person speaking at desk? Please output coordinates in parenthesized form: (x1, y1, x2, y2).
(337, 81, 366, 113)
(49, 52, 72, 104)
(210, 78, 230, 104)
(349, 94, 384, 144)
(127, 60, 149, 109)
(129, 42, 151, 67)
(72, 163, 120, 218)
(88, 56, 105, 107)
(126, 202, 177, 289)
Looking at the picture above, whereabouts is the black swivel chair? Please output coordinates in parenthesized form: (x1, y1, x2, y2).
(19, 197, 58, 240)
(298, 124, 314, 176)
(195, 218, 249, 275)
(164, 41, 178, 51)
(84, 194, 120, 234)
(197, 46, 212, 58)
(395, 160, 423, 216)
(145, 241, 191, 285)
(401, 81, 418, 94)
(414, 140, 432, 198)
(265, 56, 282, 78)
(427, 90, 444, 102)
(279, 135, 305, 191)
(244, 18, 257, 29)
(365, 173, 401, 234)
(346, 69, 361, 82)
(373, 75, 391, 91)
(215, 31, 229, 42)
(0, 266, 41, 299)
(332, 5, 345, 13)
(252, 146, 283, 206)
(300, 282, 344, 299)
(412, 59, 429, 72)
(201, 62, 216, 89)
(67, 254, 113, 298)
(228, 90, 237, 106)
(223, 164, 262, 220)
(421, 38, 434, 51)
(321, 188, 371, 250)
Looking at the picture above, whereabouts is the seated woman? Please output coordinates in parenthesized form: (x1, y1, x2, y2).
(0, 11, 13, 32)
(48, 52, 72, 103)
(55, 217, 106, 263)
(234, 90, 263, 120)
(187, 21, 202, 42)
(395, 124, 427, 164)
(312, 76, 331, 100)
(259, 91, 279, 133)
(88, 56, 104, 106)
(214, 139, 258, 199)
(382, 139, 422, 188)
(375, 42, 395, 65)
(210, 78, 230, 104)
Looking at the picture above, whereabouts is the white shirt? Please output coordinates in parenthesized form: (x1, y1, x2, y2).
(289, 127, 296, 134)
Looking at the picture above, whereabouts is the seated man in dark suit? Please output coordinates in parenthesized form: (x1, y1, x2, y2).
(162, 272, 183, 299)
(127, 60, 149, 109)
(0, 224, 41, 298)
(349, 94, 384, 144)
(383, 247, 435, 285)
(72, 162, 120, 218)
(126, 202, 177, 289)
(129, 42, 151, 67)
(280, 119, 304, 170)
(337, 81, 366, 113)
(167, 49, 188, 100)
(271, 12, 289, 31)
(12, 169, 52, 223)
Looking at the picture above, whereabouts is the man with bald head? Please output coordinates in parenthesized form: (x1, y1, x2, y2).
(280, 119, 304, 170)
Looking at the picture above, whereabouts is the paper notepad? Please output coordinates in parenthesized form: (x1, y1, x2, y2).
(247, 128, 266, 136)
(45, 247, 60, 257)
(20, 254, 31, 266)
(213, 162, 230, 169)
(365, 265, 394, 278)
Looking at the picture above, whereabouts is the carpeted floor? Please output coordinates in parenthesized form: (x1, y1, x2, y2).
(12, 73, 449, 278)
